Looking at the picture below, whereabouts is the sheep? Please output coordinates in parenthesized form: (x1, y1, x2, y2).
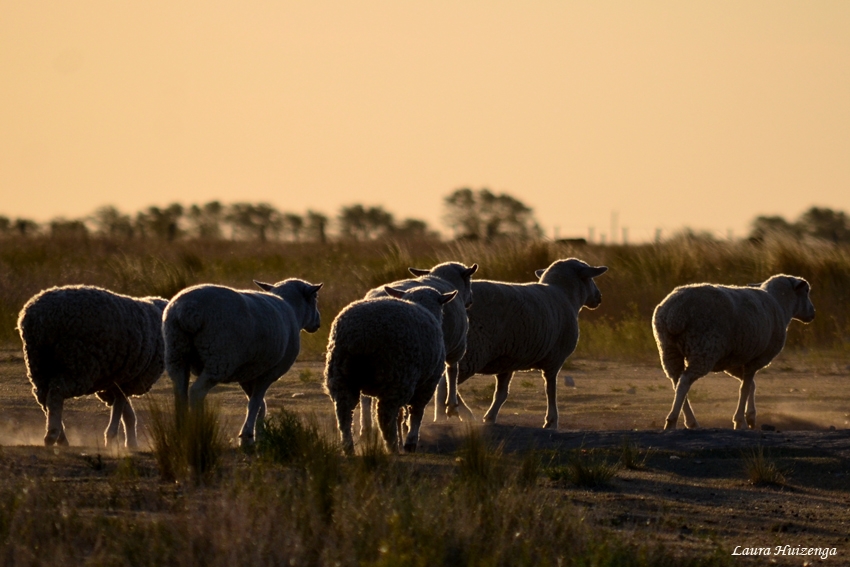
(325, 286, 458, 454)
(652, 274, 815, 430)
(17, 285, 168, 448)
(162, 279, 322, 445)
(360, 261, 478, 429)
(454, 258, 608, 429)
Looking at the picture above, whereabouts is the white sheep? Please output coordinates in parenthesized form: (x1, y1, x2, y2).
(163, 279, 322, 445)
(455, 258, 608, 428)
(652, 274, 815, 430)
(360, 261, 478, 429)
(324, 286, 457, 454)
(17, 285, 168, 448)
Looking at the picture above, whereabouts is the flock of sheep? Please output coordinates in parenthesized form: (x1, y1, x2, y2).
(16, 256, 815, 453)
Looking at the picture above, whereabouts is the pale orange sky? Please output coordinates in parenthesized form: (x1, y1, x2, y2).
(2, 2, 848, 241)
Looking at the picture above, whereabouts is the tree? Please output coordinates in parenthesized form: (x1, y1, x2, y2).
(283, 213, 305, 242)
(797, 207, 850, 243)
(225, 202, 282, 242)
(49, 218, 88, 239)
(393, 218, 432, 239)
(443, 188, 541, 241)
(338, 204, 394, 241)
(749, 215, 800, 240)
(13, 218, 39, 237)
(91, 205, 135, 239)
(187, 201, 225, 239)
(305, 210, 328, 243)
(136, 203, 184, 240)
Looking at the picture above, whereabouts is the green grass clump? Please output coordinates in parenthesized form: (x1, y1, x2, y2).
(546, 448, 620, 489)
(743, 446, 788, 486)
(146, 397, 228, 483)
(454, 426, 507, 490)
(619, 436, 654, 470)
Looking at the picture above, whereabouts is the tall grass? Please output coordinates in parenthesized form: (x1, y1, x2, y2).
(3, 234, 849, 360)
(146, 396, 229, 483)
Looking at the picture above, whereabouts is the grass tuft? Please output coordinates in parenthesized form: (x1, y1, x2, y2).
(743, 446, 788, 486)
(546, 447, 620, 489)
(619, 436, 654, 470)
(146, 396, 228, 484)
(454, 426, 507, 489)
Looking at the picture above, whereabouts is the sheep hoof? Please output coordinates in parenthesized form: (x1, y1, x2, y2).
(44, 430, 64, 446)
(684, 421, 700, 429)
(403, 443, 417, 453)
(446, 405, 459, 418)
(238, 435, 255, 448)
(482, 415, 496, 424)
(542, 421, 557, 430)
(663, 419, 677, 430)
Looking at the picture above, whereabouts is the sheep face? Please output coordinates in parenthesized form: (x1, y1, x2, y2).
(790, 278, 816, 323)
(582, 276, 604, 310)
(256, 279, 323, 333)
(537, 258, 608, 310)
(302, 284, 323, 333)
(385, 286, 458, 320)
(410, 262, 478, 309)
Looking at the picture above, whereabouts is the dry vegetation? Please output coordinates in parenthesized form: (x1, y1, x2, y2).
(1, 235, 849, 565)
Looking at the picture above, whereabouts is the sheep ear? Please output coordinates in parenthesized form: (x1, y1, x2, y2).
(408, 267, 430, 277)
(439, 290, 459, 305)
(579, 266, 608, 279)
(793, 279, 809, 293)
(464, 264, 479, 278)
(384, 286, 406, 299)
(254, 280, 274, 292)
(535, 269, 545, 279)
(307, 283, 323, 296)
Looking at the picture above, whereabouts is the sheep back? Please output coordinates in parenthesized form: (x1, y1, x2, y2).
(324, 295, 446, 404)
(163, 284, 303, 385)
(17, 286, 167, 408)
(365, 262, 474, 363)
(459, 280, 577, 379)
(652, 275, 814, 374)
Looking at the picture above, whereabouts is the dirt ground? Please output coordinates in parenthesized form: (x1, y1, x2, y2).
(1, 346, 849, 564)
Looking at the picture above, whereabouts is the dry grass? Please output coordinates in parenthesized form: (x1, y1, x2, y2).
(743, 446, 789, 487)
(2, 235, 850, 362)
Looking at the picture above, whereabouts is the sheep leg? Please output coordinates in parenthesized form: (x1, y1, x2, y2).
(732, 371, 757, 430)
(659, 347, 699, 427)
(238, 381, 267, 442)
(483, 371, 513, 424)
(433, 375, 449, 421)
(239, 382, 272, 446)
(445, 363, 460, 418)
(44, 388, 68, 447)
(332, 389, 359, 455)
(403, 403, 426, 453)
(542, 368, 561, 429)
(121, 398, 138, 449)
(170, 362, 191, 417)
(104, 389, 127, 448)
(745, 379, 757, 429)
(455, 391, 474, 420)
(665, 367, 707, 430)
(376, 400, 401, 454)
(359, 395, 373, 435)
(681, 398, 700, 429)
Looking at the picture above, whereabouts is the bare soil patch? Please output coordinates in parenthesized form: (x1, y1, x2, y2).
(1, 347, 849, 564)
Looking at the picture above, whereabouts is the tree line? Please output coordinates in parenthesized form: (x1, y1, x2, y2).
(3, 191, 846, 245)
(0, 188, 542, 243)
(749, 207, 850, 244)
